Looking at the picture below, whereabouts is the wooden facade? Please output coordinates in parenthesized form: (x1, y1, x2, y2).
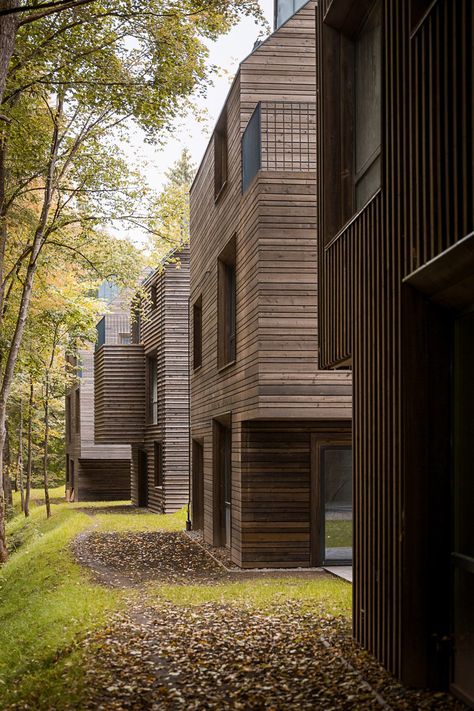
(65, 299, 131, 502)
(94, 248, 190, 514)
(317, 0, 473, 700)
(189, 1, 353, 568)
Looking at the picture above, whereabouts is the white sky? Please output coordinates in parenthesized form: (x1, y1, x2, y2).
(126, 0, 274, 246)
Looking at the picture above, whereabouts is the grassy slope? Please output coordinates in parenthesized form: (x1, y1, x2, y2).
(0, 489, 351, 709)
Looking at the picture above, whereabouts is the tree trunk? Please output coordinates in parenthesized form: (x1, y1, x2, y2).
(43, 371, 51, 518)
(24, 379, 33, 518)
(0, 402, 7, 561)
(0, 1, 18, 106)
(3, 419, 12, 511)
(17, 397, 24, 509)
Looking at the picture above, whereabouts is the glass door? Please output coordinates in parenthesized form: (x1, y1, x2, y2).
(321, 445, 352, 565)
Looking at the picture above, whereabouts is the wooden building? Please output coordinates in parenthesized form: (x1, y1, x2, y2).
(316, 0, 473, 702)
(94, 247, 190, 513)
(189, 0, 352, 569)
(65, 290, 131, 502)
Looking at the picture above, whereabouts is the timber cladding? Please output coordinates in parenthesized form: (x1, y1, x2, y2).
(133, 248, 190, 514)
(190, 2, 352, 568)
(317, 0, 473, 692)
(65, 308, 132, 502)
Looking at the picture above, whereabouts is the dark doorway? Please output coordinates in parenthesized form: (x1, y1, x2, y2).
(192, 439, 204, 530)
(137, 450, 148, 507)
(451, 308, 474, 705)
(311, 437, 352, 567)
(213, 416, 232, 548)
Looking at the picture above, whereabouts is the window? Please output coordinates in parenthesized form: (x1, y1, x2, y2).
(275, 0, 306, 29)
(66, 395, 71, 442)
(193, 295, 203, 370)
(217, 236, 236, 368)
(214, 109, 228, 200)
(154, 441, 163, 487)
(150, 283, 158, 310)
(354, 2, 381, 210)
(242, 105, 261, 193)
(119, 333, 131, 345)
(131, 300, 141, 343)
(147, 356, 158, 423)
(74, 390, 80, 433)
(321, 0, 382, 241)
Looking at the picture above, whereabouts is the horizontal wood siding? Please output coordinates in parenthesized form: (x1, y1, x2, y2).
(241, 420, 351, 567)
(94, 345, 145, 444)
(190, 3, 351, 567)
(130, 248, 190, 514)
(76, 459, 130, 501)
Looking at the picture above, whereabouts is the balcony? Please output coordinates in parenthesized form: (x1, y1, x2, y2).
(242, 101, 316, 192)
(94, 345, 145, 444)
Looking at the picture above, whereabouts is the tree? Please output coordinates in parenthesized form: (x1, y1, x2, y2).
(0, 0, 265, 559)
(147, 148, 195, 261)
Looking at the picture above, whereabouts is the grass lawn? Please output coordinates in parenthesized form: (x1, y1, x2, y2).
(0, 489, 352, 709)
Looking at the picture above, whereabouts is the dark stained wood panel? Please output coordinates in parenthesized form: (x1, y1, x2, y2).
(94, 345, 146, 444)
(317, 0, 473, 689)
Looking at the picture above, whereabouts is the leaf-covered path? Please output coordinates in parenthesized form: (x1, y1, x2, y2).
(70, 513, 466, 711)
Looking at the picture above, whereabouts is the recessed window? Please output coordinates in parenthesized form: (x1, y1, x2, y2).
(131, 299, 141, 343)
(150, 283, 158, 310)
(217, 237, 236, 369)
(321, 0, 382, 242)
(154, 441, 163, 487)
(74, 390, 80, 433)
(147, 356, 158, 424)
(66, 395, 72, 442)
(214, 109, 228, 201)
(193, 295, 203, 370)
(354, 1, 381, 210)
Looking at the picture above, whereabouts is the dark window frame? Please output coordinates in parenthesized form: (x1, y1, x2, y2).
(74, 389, 80, 433)
(214, 109, 228, 202)
(193, 295, 203, 370)
(146, 355, 158, 424)
(131, 299, 141, 344)
(320, 0, 382, 244)
(150, 283, 158, 310)
(217, 236, 237, 370)
(154, 441, 163, 488)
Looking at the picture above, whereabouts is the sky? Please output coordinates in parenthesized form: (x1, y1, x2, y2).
(126, 0, 274, 246)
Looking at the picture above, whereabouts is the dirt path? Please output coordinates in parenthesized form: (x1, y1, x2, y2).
(71, 521, 467, 711)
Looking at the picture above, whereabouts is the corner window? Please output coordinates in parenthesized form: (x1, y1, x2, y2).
(193, 295, 202, 370)
(321, 0, 382, 242)
(154, 441, 163, 487)
(214, 109, 228, 201)
(217, 236, 236, 369)
(147, 356, 158, 424)
(275, 0, 306, 29)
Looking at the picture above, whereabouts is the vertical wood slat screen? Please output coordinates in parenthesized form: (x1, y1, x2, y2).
(317, 0, 473, 684)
